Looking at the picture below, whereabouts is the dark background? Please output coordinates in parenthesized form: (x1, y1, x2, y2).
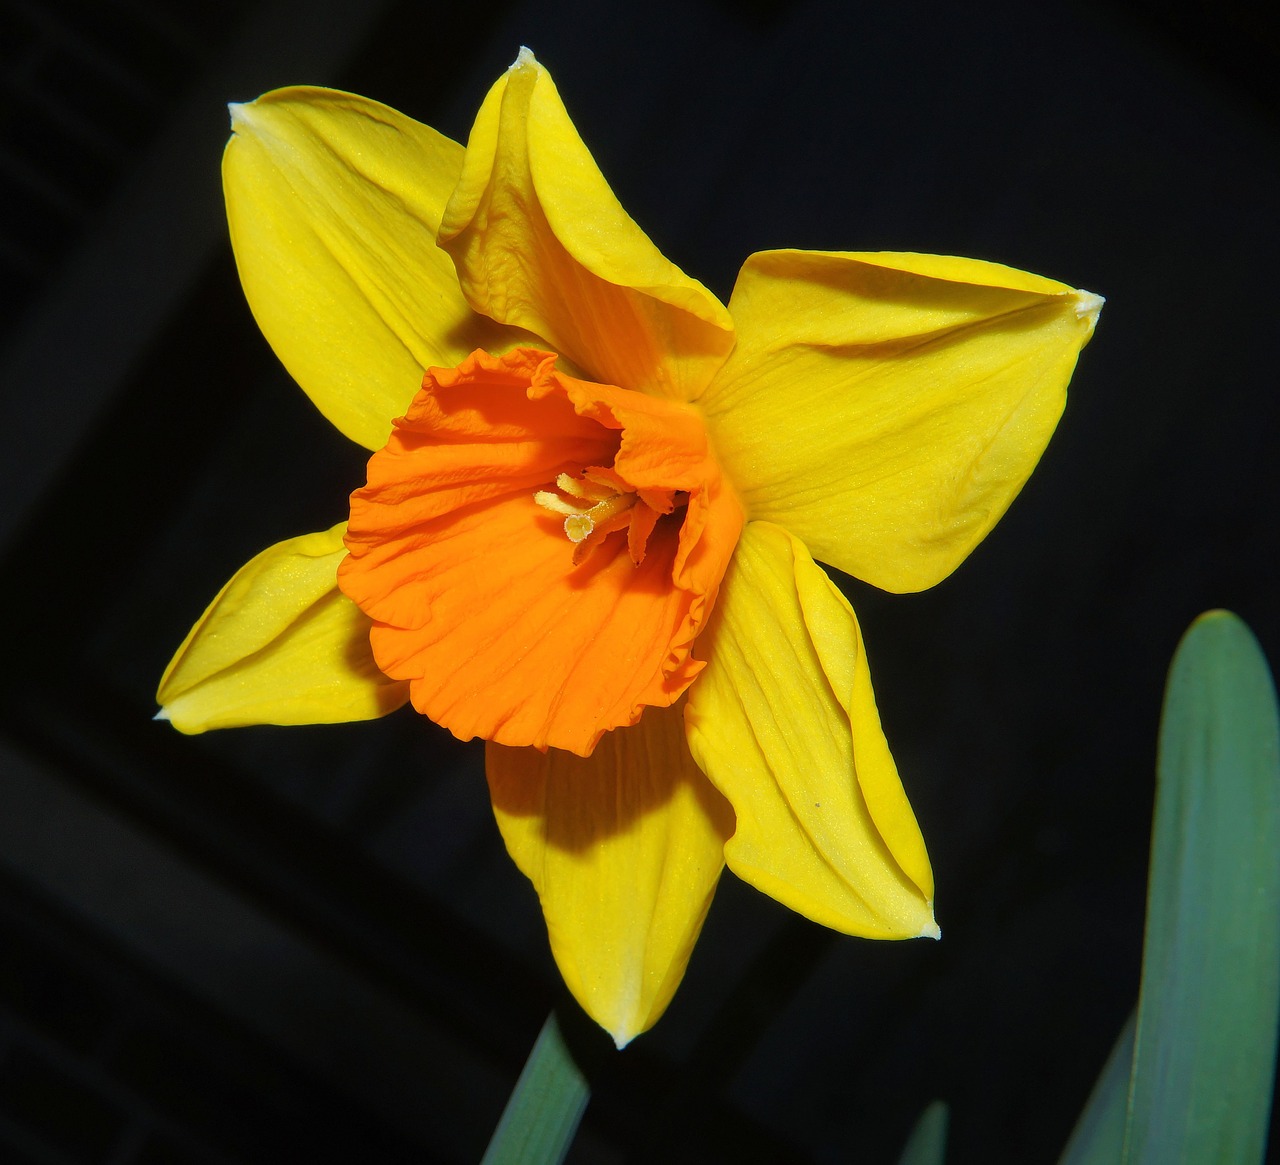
(1, 0, 1277, 1161)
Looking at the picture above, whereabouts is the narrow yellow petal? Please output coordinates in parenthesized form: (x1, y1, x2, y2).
(438, 49, 734, 401)
(702, 249, 1102, 591)
(224, 87, 517, 450)
(685, 521, 937, 939)
(157, 524, 408, 732)
(486, 702, 734, 1046)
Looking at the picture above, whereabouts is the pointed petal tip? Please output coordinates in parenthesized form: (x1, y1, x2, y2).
(511, 45, 538, 70)
(611, 1028, 635, 1050)
(918, 907, 941, 940)
(1072, 288, 1105, 327)
(153, 706, 171, 723)
(227, 100, 252, 133)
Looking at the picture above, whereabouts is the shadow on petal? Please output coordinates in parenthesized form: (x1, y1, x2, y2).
(486, 700, 732, 853)
(485, 701, 734, 1044)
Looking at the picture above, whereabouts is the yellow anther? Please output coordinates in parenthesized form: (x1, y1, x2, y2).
(534, 471, 641, 561)
(556, 472, 616, 502)
(534, 489, 585, 518)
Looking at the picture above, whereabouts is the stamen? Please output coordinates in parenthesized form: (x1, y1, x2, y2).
(582, 490, 637, 528)
(556, 472, 617, 502)
(535, 471, 644, 563)
(533, 489, 587, 518)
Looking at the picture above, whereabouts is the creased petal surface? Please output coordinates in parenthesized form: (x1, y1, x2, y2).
(157, 524, 408, 732)
(487, 701, 734, 1046)
(685, 521, 937, 939)
(339, 349, 742, 756)
(438, 50, 734, 401)
(224, 87, 518, 450)
(701, 250, 1103, 591)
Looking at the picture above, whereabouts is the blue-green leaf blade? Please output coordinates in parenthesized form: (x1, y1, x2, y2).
(1124, 610, 1280, 1164)
(1058, 1011, 1135, 1165)
(482, 1011, 590, 1165)
(896, 1100, 948, 1165)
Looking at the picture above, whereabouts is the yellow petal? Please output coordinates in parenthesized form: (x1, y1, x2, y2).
(157, 524, 408, 732)
(224, 86, 516, 450)
(438, 49, 734, 401)
(701, 249, 1103, 591)
(486, 701, 733, 1046)
(685, 520, 937, 939)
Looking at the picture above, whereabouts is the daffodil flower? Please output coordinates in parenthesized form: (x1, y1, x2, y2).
(157, 49, 1101, 1047)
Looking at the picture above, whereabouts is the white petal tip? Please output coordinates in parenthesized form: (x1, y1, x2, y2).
(512, 46, 538, 70)
(153, 707, 171, 722)
(1072, 289, 1105, 326)
(227, 100, 264, 137)
(611, 1030, 634, 1050)
(917, 914, 941, 940)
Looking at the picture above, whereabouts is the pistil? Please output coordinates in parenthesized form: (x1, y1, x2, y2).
(535, 471, 653, 565)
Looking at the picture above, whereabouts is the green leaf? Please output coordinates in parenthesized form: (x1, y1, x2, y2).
(896, 1100, 949, 1165)
(1058, 1011, 1135, 1165)
(1124, 610, 1280, 1163)
(482, 1011, 590, 1165)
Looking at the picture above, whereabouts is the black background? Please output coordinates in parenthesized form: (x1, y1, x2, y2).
(1, 0, 1277, 1161)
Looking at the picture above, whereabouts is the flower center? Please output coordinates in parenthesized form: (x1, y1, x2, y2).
(339, 347, 746, 756)
(535, 469, 678, 566)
